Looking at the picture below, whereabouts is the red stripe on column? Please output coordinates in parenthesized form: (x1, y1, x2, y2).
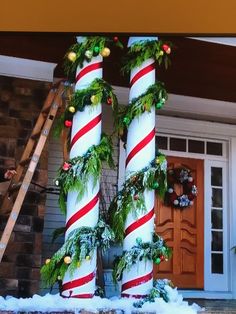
(125, 208, 154, 237)
(121, 293, 148, 299)
(64, 293, 94, 299)
(76, 62, 102, 83)
(71, 114, 101, 149)
(130, 63, 155, 87)
(126, 128, 155, 167)
(121, 271, 153, 292)
(66, 192, 99, 230)
(62, 271, 95, 292)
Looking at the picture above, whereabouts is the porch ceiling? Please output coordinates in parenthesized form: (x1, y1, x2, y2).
(0, 33, 236, 103)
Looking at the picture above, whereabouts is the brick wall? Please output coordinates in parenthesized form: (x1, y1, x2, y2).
(0, 76, 50, 297)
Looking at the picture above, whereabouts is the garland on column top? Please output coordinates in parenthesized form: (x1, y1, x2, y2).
(41, 36, 121, 289)
(108, 38, 173, 306)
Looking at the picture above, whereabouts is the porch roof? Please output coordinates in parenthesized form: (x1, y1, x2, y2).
(0, 34, 236, 103)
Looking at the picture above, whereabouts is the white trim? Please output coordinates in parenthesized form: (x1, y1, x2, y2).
(0, 55, 57, 82)
(113, 85, 236, 124)
(204, 160, 229, 291)
(157, 115, 236, 139)
(180, 290, 233, 299)
(189, 37, 236, 47)
(229, 138, 236, 298)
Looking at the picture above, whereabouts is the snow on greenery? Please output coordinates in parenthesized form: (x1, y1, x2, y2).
(0, 286, 201, 314)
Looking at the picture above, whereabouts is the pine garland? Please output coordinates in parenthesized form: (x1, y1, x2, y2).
(122, 39, 172, 73)
(41, 220, 115, 288)
(55, 133, 114, 214)
(64, 36, 123, 82)
(117, 82, 167, 139)
(133, 279, 174, 308)
(54, 79, 119, 138)
(108, 154, 167, 242)
(113, 234, 171, 283)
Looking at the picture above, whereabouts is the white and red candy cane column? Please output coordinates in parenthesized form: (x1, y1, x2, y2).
(121, 37, 157, 298)
(61, 37, 102, 298)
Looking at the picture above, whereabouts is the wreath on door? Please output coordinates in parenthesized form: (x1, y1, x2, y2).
(165, 167, 198, 209)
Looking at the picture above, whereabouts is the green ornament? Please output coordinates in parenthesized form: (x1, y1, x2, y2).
(93, 46, 100, 55)
(156, 101, 164, 109)
(154, 257, 161, 265)
(153, 182, 159, 189)
(123, 116, 130, 126)
(156, 98, 166, 109)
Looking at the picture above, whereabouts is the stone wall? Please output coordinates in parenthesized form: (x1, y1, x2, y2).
(0, 76, 50, 297)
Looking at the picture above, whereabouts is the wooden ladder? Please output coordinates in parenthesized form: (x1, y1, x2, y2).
(0, 81, 65, 262)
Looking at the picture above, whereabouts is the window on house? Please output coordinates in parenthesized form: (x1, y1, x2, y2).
(211, 166, 224, 274)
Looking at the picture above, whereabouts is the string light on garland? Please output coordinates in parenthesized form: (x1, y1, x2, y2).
(165, 167, 198, 209)
(109, 154, 167, 242)
(41, 220, 115, 288)
(56, 134, 114, 214)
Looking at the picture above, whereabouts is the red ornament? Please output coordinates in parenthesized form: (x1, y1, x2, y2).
(62, 162, 71, 171)
(162, 44, 171, 54)
(133, 194, 139, 201)
(64, 120, 72, 127)
(113, 36, 119, 42)
(107, 97, 112, 105)
(160, 255, 165, 261)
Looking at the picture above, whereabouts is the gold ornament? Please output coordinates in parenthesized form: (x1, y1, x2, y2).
(57, 275, 61, 280)
(159, 50, 164, 56)
(45, 258, 51, 265)
(155, 158, 160, 164)
(85, 255, 91, 261)
(64, 256, 72, 264)
(67, 52, 77, 62)
(100, 47, 111, 57)
(68, 106, 75, 113)
(90, 95, 99, 104)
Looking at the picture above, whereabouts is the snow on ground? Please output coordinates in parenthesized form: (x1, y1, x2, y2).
(0, 287, 202, 314)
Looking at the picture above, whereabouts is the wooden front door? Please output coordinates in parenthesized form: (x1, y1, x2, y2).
(155, 156, 204, 289)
